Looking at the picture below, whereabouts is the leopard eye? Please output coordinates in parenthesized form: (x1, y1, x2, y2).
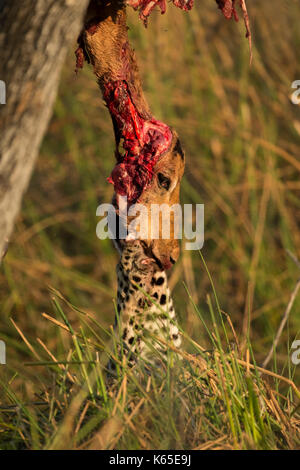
(157, 173, 171, 191)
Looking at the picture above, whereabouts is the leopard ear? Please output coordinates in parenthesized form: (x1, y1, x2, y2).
(113, 238, 124, 256)
(126, 233, 137, 242)
(173, 138, 185, 161)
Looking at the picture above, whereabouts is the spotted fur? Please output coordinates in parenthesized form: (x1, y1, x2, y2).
(112, 241, 181, 368)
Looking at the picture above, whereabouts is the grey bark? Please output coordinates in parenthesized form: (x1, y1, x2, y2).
(0, 0, 89, 261)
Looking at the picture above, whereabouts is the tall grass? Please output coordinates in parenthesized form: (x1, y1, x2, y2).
(0, 0, 300, 449)
(1, 258, 299, 450)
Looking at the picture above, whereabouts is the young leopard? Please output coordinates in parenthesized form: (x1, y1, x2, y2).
(110, 241, 182, 371)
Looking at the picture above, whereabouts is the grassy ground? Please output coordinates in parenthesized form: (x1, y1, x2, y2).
(0, 0, 300, 449)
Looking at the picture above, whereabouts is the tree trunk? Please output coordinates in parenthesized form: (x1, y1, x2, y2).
(0, 0, 89, 260)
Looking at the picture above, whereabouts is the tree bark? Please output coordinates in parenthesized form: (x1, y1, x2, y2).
(0, 0, 89, 260)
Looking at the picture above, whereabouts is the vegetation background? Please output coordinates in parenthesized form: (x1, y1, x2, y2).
(0, 0, 300, 450)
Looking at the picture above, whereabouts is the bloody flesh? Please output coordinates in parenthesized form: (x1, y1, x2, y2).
(104, 80, 172, 202)
(76, 0, 251, 201)
(216, 0, 238, 21)
(127, 0, 194, 26)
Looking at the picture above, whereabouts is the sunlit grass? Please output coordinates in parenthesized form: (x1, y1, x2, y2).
(0, 259, 299, 450)
(0, 0, 300, 450)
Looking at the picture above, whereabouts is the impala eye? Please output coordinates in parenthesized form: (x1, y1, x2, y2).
(157, 173, 171, 191)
